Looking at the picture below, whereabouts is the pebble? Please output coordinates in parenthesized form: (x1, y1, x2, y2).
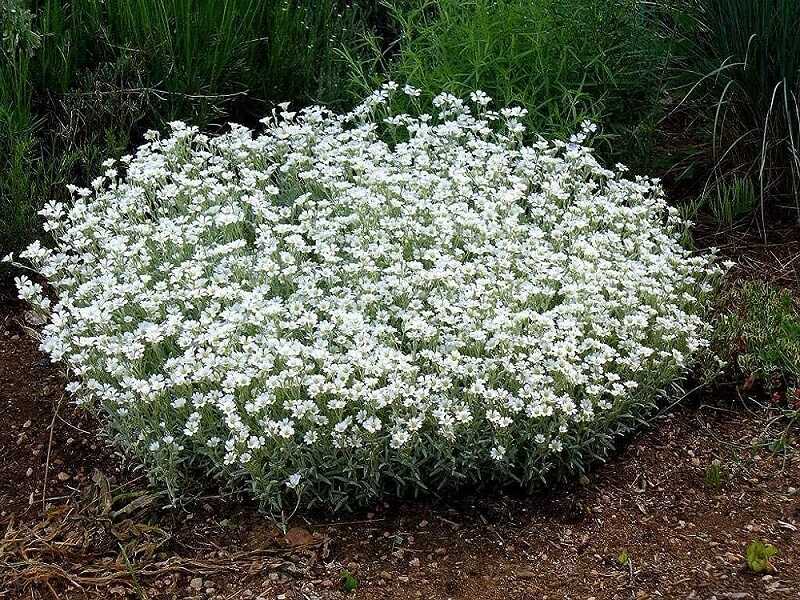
(189, 577, 203, 590)
(56, 471, 70, 481)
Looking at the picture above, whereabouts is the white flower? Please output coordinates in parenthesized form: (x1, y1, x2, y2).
(470, 90, 492, 106)
(490, 445, 506, 461)
(15, 86, 721, 508)
(286, 472, 302, 489)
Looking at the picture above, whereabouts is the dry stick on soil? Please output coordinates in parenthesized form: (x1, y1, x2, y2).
(41, 392, 65, 514)
(627, 556, 635, 600)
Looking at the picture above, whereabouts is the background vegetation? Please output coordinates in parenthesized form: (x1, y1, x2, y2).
(668, 0, 800, 232)
(345, 0, 670, 169)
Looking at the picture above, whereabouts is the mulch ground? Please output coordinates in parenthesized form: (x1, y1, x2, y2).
(2, 279, 799, 600)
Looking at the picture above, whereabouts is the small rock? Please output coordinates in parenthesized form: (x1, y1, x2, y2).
(409, 557, 420, 568)
(23, 420, 32, 428)
(189, 577, 203, 590)
(25, 467, 33, 477)
(56, 472, 70, 481)
(418, 520, 429, 528)
(379, 570, 392, 580)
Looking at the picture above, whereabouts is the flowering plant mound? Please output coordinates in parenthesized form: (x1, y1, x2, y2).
(13, 85, 722, 512)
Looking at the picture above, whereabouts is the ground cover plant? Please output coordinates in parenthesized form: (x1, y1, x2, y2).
(715, 280, 800, 402)
(11, 86, 723, 513)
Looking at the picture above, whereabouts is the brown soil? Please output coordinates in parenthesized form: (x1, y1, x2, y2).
(1, 285, 799, 600)
(694, 223, 800, 291)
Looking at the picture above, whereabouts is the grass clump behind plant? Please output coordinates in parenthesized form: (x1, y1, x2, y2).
(0, 0, 42, 256)
(670, 0, 800, 228)
(345, 0, 671, 169)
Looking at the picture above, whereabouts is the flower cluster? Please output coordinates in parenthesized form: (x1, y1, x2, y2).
(13, 85, 722, 511)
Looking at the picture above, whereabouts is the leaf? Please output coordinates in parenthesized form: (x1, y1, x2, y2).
(91, 469, 113, 516)
(111, 492, 159, 519)
(746, 540, 778, 573)
(340, 570, 358, 592)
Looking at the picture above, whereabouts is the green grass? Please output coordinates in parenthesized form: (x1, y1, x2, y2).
(343, 0, 671, 169)
(0, 1, 41, 258)
(0, 0, 376, 258)
(682, 176, 759, 226)
(670, 0, 800, 228)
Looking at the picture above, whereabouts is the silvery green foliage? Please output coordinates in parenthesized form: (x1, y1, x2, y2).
(13, 84, 722, 512)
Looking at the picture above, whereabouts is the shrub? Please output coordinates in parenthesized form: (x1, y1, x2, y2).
(670, 0, 800, 226)
(345, 0, 670, 169)
(12, 86, 722, 513)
